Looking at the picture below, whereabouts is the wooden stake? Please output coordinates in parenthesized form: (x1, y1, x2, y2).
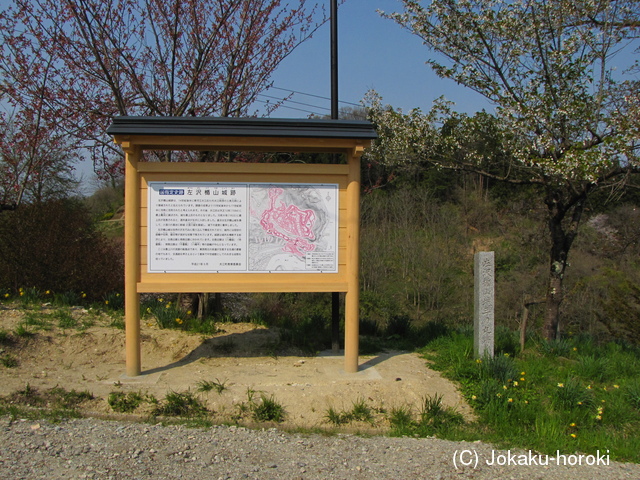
(344, 151, 361, 373)
(124, 146, 141, 376)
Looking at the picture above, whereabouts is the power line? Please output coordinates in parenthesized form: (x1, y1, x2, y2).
(268, 86, 361, 107)
(253, 98, 325, 116)
(257, 93, 331, 112)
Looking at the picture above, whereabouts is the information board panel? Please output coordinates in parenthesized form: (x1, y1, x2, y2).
(148, 182, 338, 273)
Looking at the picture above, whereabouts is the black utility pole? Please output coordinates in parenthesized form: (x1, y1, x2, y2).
(330, 0, 339, 120)
(330, 0, 341, 354)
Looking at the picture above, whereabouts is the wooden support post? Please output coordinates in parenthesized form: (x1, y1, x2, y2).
(124, 145, 141, 377)
(344, 149, 362, 373)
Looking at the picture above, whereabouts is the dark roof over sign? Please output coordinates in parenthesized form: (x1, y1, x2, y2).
(107, 116, 378, 140)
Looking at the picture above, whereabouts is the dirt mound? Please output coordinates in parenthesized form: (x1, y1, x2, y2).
(0, 306, 472, 431)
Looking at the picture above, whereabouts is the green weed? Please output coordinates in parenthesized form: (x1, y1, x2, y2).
(350, 396, 373, 423)
(102, 292, 124, 311)
(625, 379, 640, 410)
(23, 312, 52, 331)
(324, 406, 350, 425)
(55, 309, 78, 329)
(553, 377, 595, 410)
(388, 405, 415, 430)
(108, 391, 146, 413)
(251, 394, 286, 423)
(0, 354, 18, 368)
(153, 390, 207, 417)
(17, 287, 41, 306)
(480, 354, 518, 384)
(13, 323, 34, 337)
(196, 378, 227, 394)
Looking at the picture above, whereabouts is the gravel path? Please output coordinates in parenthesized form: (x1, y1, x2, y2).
(1, 416, 639, 479)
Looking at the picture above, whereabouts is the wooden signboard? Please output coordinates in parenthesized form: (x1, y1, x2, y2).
(107, 117, 376, 376)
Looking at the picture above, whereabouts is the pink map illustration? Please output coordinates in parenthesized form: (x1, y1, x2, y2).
(259, 187, 316, 257)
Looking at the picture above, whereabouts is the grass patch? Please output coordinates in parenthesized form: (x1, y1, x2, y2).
(13, 323, 34, 338)
(349, 396, 374, 423)
(251, 394, 286, 423)
(387, 394, 464, 438)
(323, 397, 379, 426)
(153, 390, 207, 418)
(196, 378, 227, 394)
(0, 384, 94, 422)
(0, 353, 18, 368)
(325, 406, 351, 425)
(22, 312, 52, 331)
(418, 329, 640, 462)
(108, 391, 158, 413)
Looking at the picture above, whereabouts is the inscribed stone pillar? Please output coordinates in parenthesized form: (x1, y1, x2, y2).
(474, 251, 495, 358)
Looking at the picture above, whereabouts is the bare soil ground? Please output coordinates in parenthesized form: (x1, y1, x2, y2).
(0, 305, 472, 431)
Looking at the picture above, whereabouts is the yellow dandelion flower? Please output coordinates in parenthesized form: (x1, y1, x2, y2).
(503, 385, 508, 390)
(524, 400, 529, 404)
(45, 290, 50, 295)
(82, 292, 87, 298)
(504, 353, 509, 357)
(573, 347, 577, 351)
(158, 298, 164, 303)
(613, 385, 620, 389)
(476, 359, 482, 364)
(520, 377, 525, 382)
(471, 395, 477, 400)
(496, 393, 502, 398)
(513, 381, 519, 386)
(165, 304, 171, 309)
(105, 300, 109, 305)
(603, 386, 607, 391)
(187, 310, 192, 315)
(508, 398, 513, 403)
(570, 422, 576, 427)
(557, 383, 564, 388)
(520, 371, 525, 376)
(3, 293, 9, 298)
(19, 291, 24, 296)
(146, 307, 151, 313)
(601, 399, 606, 403)
(570, 433, 577, 438)
(175, 318, 183, 325)
(596, 415, 602, 420)
(586, 385, 592, 389)
(577, 402, 583, 405)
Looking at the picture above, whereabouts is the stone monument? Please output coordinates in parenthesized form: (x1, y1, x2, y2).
(474, 251, 495, 358)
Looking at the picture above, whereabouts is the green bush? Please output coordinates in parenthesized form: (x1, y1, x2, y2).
(0, 199, 122, 299)
(251, 394, 286, 422)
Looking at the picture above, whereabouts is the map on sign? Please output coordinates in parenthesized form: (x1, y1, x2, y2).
(248, 184, 337, 272)
(147, 182, 338, 273)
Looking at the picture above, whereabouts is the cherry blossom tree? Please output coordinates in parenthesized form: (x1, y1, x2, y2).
(0, 0, 327, 180)
(0, 110, 79, 206)
(370, 0, 640, 340)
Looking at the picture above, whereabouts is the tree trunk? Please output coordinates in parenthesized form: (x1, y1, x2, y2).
(542, 189, 587, 340)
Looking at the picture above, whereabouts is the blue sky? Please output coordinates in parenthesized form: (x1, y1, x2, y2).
(256, 0, 491, 117)
(77, 0, 492, 191)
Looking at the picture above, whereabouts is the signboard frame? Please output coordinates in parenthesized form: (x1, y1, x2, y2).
(107, 116, 375, 377)
(137, 162, 350, 293)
